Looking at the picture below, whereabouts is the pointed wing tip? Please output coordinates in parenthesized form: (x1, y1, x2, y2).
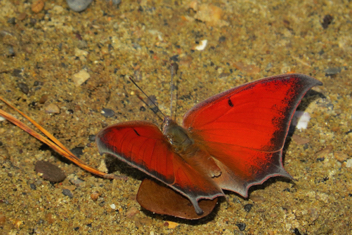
(241, 167, 293, 198)
(292, 73, 323, 87)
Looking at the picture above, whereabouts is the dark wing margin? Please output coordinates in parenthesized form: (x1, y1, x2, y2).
(183, 74, 322, 196)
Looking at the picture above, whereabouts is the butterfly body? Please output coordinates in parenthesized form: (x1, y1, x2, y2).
(96, 74, 322, 218)
(163, 117, 222, 179)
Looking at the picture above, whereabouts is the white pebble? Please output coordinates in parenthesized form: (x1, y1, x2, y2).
(195, 39, 207, 51)
(292, 111, 311, 130)
(72, 69, 90, 86)
(45, 103, 60, 114)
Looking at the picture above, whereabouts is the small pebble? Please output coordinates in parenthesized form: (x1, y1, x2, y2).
(66, 0, 93, 12)
(39, 94, 49, 104)
(106, 0, 121, 6)
(90, 192, 100, 201)
(316, 146, 333, 159)
(236, 222, 246, 231)
(325, 67, 341, 76)
(72, 69, 90, 86)
(88, 135, 96, 142)
(292, 134, 310, 145)
(29, 183, 37, 190)
(165, 221, 179, 229)
(292, 111, 311, 130)
(249, 195, 265, 203)
(345, 159, 352, 168)
(322, 14, 333, 29)
(32, 0, 45, 13)
(7, 17, 16, 24)
(74, 48, 88, 60)
(70, 147, 84, 158)
(18, 82, 29, 94)
(243, 204, 253, 212)
(294, 228, 302, 235)
(110, 204, 116, 210)
(194, 39, 207, 51)
(233, 61, 260, 75)
(67, 174, 85, 186)
(45, 103, 60, 114)
(35, 161, 66, 183)
(18, 13, 27, 21)
(98, 159, 108, 173)
(126, 206, 140, 218)
(62, 189, 73, 198)
(12, 69, 23, 78)
(101, 108, 115, 118)
(219, 36, 226, 42)
(76, 40, 88, 49)
(12, 69, 23, 77)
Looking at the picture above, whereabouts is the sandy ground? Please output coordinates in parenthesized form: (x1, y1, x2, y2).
(0, 0, 351, 234)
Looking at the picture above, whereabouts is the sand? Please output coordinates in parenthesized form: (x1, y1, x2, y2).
(0, 0, 351, 234)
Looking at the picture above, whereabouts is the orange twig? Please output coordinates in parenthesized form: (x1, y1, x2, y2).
(0, 96, 117, 180)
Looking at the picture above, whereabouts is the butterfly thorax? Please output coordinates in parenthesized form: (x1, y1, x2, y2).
(162, 117, 194, 153)
(162, 116, 222, 178)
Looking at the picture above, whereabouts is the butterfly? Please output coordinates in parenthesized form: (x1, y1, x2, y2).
(96, 74, 322, 219)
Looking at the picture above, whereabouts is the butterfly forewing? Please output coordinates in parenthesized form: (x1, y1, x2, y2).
(183, 74, 322, 195)
(96, 121, 223, 214)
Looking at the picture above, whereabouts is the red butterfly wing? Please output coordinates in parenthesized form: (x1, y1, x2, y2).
(183, 74, 322, 196)
(96, 121, 223, 214)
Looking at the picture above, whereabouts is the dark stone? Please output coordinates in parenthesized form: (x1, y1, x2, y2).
(294, 228, 302, 235)
(244, 204, 253, 212)
(88, 135, 96, 142)
(322, 14, 333, 29)
(35, 161, 66, 183)
(101, 108, 115, 117)
(236, 222, 246, 231)
(18, 83, 29, 94)
(12, 69, 23, 77)
(219, 36, 226, 42)
(7, 17, 16, 25)
(70, 147, 84, 158)
(62, 188, 73, 198)
(30, 183, 37, 190)
(170, 55, 179, 62)
(325, 67, 341, 76)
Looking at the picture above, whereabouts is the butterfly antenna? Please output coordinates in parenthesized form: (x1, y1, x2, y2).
(169, 63, 179, 120)
(129, 77, 165, 121)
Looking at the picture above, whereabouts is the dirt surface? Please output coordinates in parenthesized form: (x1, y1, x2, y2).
(0, 0, 351, 234)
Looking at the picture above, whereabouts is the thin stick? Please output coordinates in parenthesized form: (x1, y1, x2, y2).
(0, 97, 118, 180)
